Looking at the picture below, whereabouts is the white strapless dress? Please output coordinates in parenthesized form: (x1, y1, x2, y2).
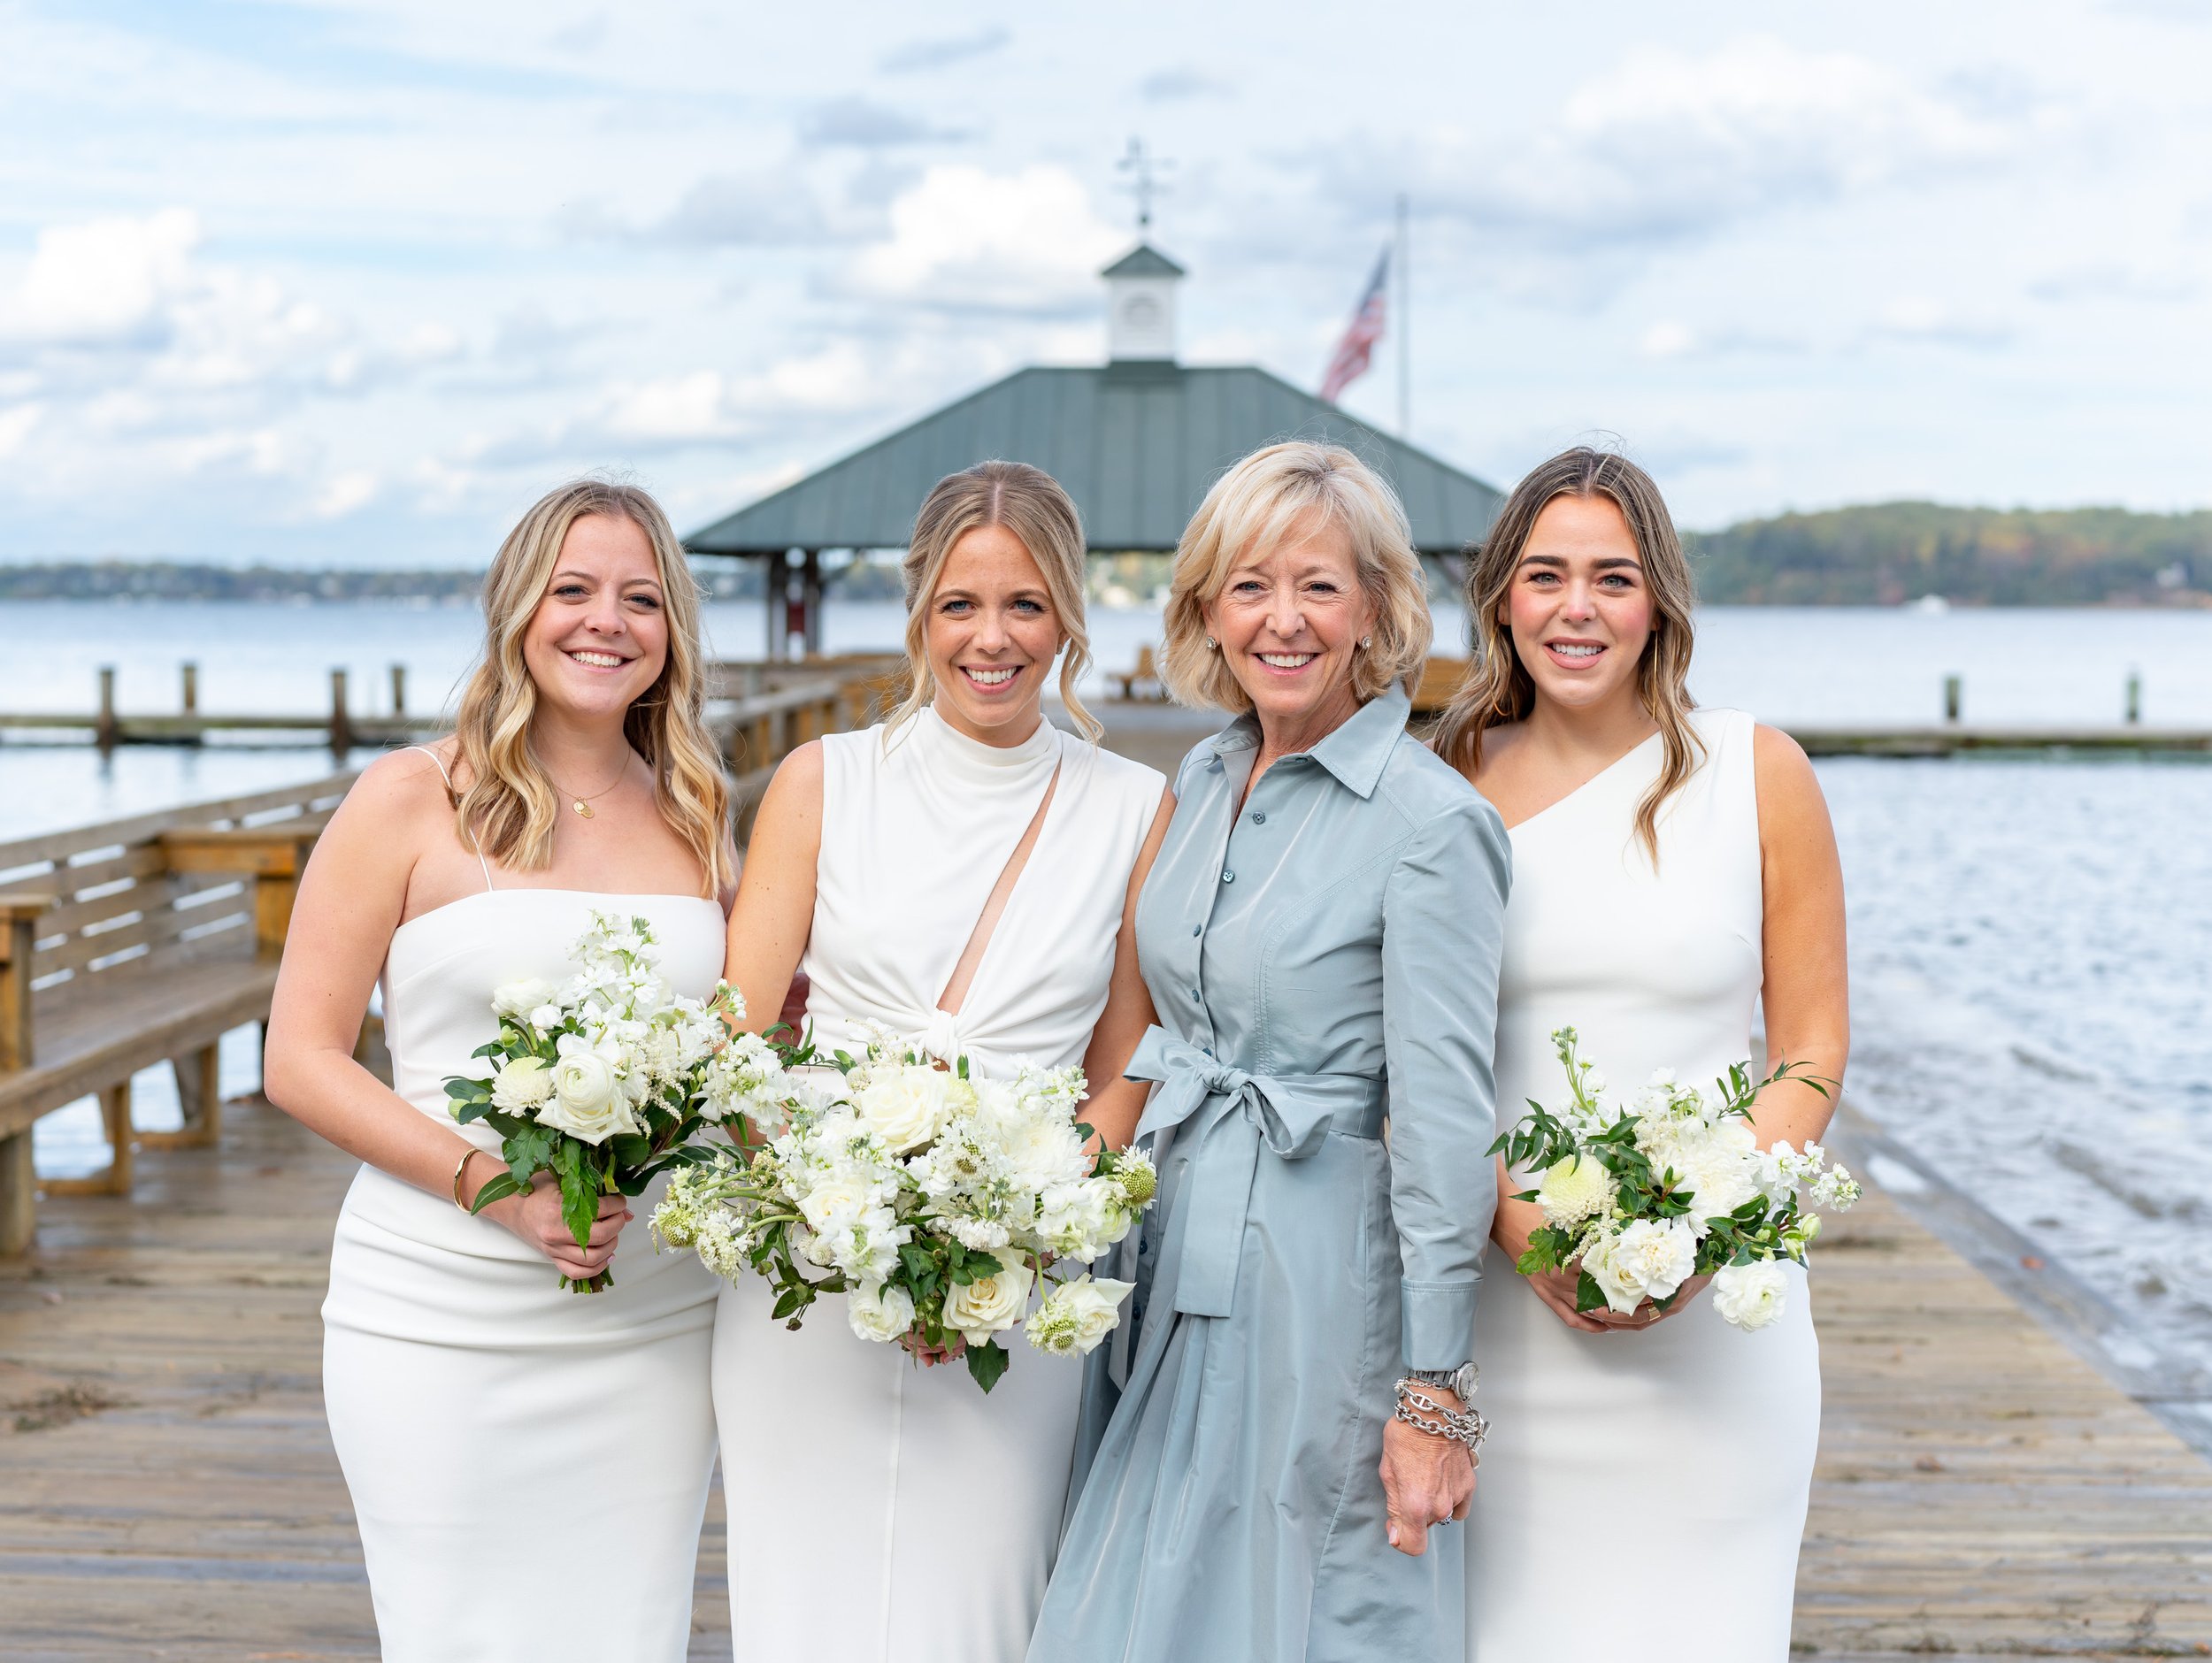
(322, 884, 726, 1662)
(1465, 709, 1821, 1660)
(712, 706, 1163, 1663)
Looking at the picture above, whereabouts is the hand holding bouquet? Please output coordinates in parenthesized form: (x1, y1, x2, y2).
(1491, 1027, 1857, 1330)
(653, 1028, 1157, 1391)
(442, 911, 787, 1291)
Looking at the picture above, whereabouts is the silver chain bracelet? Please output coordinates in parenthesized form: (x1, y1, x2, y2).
(1394, 1383, 1490, 1455)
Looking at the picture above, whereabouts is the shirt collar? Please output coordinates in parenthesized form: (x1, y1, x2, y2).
(1202, 684, 1409, 801)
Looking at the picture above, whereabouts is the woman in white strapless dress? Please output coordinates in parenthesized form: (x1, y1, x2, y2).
(713, 462, 1173, 1663)
(1432, 448, 1850, 1659)
(265, 481, 736, 1660)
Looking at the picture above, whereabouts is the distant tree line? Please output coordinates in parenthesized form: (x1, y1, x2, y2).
(0, 556, 911, 604)
(1687, 502, 2212, 607)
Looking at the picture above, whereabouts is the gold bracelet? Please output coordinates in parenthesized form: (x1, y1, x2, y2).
(452, 1147, 484, 1212)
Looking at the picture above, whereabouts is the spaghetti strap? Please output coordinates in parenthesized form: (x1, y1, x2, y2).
(404, 745, 495, 893)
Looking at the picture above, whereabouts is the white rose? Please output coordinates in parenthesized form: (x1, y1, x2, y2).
(1578, 1231, 1646, 1316)
(537, 1036, 636, 1144)
(493, 977, 556, 1019)
(855, 1066, 964, 1154)
(1535, 1153, 1611, 1230)
(489, 1055, 555, 1114)
(846, 1280, 917, 1344)
(1712, 1260, 1790, 1330)
(797, 1175, 872, 1239)
(1611, 1216, 1701, 1305)
(1026, 1276, 1133, 1356)
(942, 1256, 1035, 1345)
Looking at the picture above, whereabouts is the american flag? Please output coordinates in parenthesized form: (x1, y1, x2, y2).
(1318, 248, 1390, 403)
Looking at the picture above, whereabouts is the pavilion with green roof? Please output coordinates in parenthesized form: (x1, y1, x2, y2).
(686, 244, 1503, 656)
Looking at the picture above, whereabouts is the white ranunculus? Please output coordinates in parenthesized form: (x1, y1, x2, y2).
(1578, 1231, 1647, 1315)
(526, 1002, 565, 1033)
(847, 1280, 917, 1344)
(1535, 1153, 1612, 1230)
(1026, 1276, 1133, 1356)
(1712, 1260, 1789, 1330)
(538, 1036, 637, 1144)
(492, 977, 556, 1019)
(855, 1065, 965, 1154)
(1611, 1216, 1700, 1305)
(942, 1256, 1035, 1346)
(490, 1054, 555, 1114)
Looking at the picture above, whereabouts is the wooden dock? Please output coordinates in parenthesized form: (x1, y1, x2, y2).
(3, 1091, 2207, 1659)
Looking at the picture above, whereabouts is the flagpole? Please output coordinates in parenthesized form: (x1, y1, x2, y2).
(1395, 193, 1410, 439)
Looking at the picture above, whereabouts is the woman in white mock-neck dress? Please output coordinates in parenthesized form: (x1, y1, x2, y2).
(711, 461, 1174, 1663)
(265, 480, 733, 1661)
(1433, 448, 1851, 1661)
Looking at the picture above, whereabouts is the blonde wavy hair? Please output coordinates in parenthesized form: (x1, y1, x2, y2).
(1160, 441, 1432, 712)
(449, 479, 732, 896)
(889, 460, 1102, 742)
(1432, 447, 1702, 862)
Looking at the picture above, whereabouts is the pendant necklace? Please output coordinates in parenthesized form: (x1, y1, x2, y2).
(549, 757, 630, 819)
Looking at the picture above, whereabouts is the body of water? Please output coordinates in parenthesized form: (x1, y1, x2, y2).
(5, 599, 2211, 1390)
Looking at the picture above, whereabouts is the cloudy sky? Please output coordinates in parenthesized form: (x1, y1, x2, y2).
(3, 0, 2208, 564)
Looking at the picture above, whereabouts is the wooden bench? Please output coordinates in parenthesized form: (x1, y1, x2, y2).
(0, 775, 355, 1252)
(1111, 644, 1163, 701)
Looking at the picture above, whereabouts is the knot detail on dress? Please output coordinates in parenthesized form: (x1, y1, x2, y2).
(1125, 1026, 1384, 1320)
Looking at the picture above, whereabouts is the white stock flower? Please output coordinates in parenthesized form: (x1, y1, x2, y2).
(488, 1055, 556, 1114)
(846, 1280, 918, 1344)
(943, 1257, 1035, 1345)
(1026, 1276, 1133, 1356)
(1535, 1153, 1612, 1230)
(1712, 1260, 1790, 1330)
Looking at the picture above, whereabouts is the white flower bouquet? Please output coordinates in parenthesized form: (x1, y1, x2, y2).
(442, 911, 779, 1292)
(1490, 1026, 1859, 1330)
(652, 1028, 1157, 1392)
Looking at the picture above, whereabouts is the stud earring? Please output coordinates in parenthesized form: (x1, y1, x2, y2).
(1204, 636, 1218, 651)
(1359, 635, 1372, 649)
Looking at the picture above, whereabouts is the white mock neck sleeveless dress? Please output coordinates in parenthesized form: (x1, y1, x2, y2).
(1464, 708, 1820, 1659)
(711, 705, 1164, 1663)
(320, 809, 726, 1661)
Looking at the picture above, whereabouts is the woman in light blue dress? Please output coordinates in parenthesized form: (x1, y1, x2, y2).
(1032, 443, 1509, 1663)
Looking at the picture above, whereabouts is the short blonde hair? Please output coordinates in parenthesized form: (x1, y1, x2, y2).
(452, 479, 732, 897)
(890, 460, 1101, 741)
(1160, 441, 1432, 712)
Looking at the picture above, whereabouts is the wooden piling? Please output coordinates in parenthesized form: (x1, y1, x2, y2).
(96, 668, 117, 750)
(2126, 669, 2142, 725)
(1943, 673, 1962, 724)
(328, 669, 352, 754)
(180, 663, 198, 716)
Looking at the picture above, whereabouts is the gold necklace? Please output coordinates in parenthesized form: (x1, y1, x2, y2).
(547, 756, 630, 819)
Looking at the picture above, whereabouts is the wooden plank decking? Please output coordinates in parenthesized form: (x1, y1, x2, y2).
(1, 1088, 2207, 1659)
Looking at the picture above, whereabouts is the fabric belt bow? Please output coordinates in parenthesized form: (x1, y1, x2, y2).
(1126, 1025, 1385, 1321)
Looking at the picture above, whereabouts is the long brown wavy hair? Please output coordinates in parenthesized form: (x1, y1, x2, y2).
(449, 479, 732, 896)
(1432, 447, 1703, 862)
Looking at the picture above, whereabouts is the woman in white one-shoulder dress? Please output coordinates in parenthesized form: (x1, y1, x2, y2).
(1432, 448, 1850, 1659)
(265, 480, 735, 1660)
(712, 462, 1173, 1663)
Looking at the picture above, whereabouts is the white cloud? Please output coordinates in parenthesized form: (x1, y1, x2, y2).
(0, 403, 41, 457)
(1871, 295, 2014, 348)
(0, 208, 201, 347)
(848, 165, 1125, 311)
(312, 470, 380, 519)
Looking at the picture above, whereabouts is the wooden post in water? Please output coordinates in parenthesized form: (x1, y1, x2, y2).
(2125, 670, 2142, 726)
(329, 669, 353, 753)
(1943, 674, 1962, 724)
(180, 663, 198, 716)
(96, 666, 118, 749)
(390, 663, 407, 718)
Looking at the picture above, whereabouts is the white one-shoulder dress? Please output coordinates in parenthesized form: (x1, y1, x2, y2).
(712, 705, 1164, 1663)
(1466, 708, 1820, 1660)
(321, 828, 726, 1661)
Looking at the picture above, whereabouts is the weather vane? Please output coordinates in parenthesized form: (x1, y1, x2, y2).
(1117, 136, 1172, 232)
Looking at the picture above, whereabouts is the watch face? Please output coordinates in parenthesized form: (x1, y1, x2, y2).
(1454, 1361, 1481, 1399)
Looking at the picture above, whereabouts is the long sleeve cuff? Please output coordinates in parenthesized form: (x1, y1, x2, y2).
(1401, 1277, 1480, 1372)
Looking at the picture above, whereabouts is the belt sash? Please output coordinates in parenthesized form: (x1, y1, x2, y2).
(1126, 1025, 1386, 1321)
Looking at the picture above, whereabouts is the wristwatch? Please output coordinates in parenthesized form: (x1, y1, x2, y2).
(1406, 1361, 1479, 1400)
